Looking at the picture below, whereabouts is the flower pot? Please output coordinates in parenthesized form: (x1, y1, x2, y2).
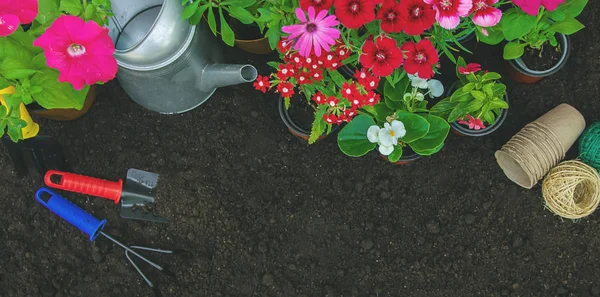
(235, 37, 273, 55)
(444, 81, 509, 137)
(278, 96, 341, 142)
(505, 34, 570, 84)
(29, 85, 97, 121)
(378, 147, 422, 165)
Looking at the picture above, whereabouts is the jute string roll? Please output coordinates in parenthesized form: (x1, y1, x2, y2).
(542, 160, 600, 219)
(495, 104, 585, 189)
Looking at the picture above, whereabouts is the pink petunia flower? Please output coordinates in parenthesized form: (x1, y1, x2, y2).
(458, 115, 486, 130)
(33, 16, 117, 90)
(282, 7, 341, 57)
(0, 0, 38, 37)
(424, 0, 473, 29)
(512, 0, 564, 16)
(470, 0, 502, 27)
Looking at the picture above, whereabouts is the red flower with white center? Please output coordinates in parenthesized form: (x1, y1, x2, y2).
(359, 35, 403, 77)
(290, 53, 304, 68)
(335, 45, 351, 60)
(278, 38, 293, 54)
(377, 0, 404, 33)
(350, 92, 364, 108)
(398, 0, 436, 35)
(253, 75, 270, 93)
(313, 92, 327, 104)
(297, 72, 311, 85)
(458, 63, 481, 74)
(301, 0, 335, 12)
(354, 68, 369, 82)
(327, 96, 340, 107)
(323, 113, 339, 124)
(341, 82, 358, 100)
(277, 81, 295, 98)
(401, 39, 439, 79)
(364, 76, 380, 90)
(334, 0, 375, 29)
(423, 0, 472, 29)
(311, 69, 324, 81)
(469, 0, 501, 27)
(277, 64, 294, 80)
(363, 90, 381, 106)
(342, 107, 358, 122)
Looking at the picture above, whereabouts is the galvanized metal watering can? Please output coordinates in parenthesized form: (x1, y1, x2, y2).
(107, 0, 258, 113)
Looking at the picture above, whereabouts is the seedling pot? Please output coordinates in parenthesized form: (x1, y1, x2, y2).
(278, 96, 341, 142)
(505, 34, 570, 84)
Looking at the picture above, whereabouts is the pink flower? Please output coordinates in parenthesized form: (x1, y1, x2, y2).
(458, 63, 481, 74)
(512, 0, 564, 16)
(33, 16, 117, 90)
(0, 0, 38, 37)
(424, 0, 472, 29)
(458, 115, 486, 130)
(470, 0, 501, 27)
(282, 7, 341, 57)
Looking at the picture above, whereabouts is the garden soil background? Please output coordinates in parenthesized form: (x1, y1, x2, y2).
(2, 4, 600, 297)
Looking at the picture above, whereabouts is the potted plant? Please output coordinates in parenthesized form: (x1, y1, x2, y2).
(430, 57, 508, 136)
(477, 0, 588, 83)
(0, 0, 117, 142)
(182, 0, 276, 54)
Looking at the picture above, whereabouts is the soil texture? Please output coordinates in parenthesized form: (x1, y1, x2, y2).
(285, 96, 317, 133)
(521, 36, 565, 71)
(2, 3, 600, 297)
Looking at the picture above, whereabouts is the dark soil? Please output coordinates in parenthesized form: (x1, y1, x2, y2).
(285, 96, 317, 133)
(2, 3, 600, 297)
(521, 37, 564, 71)
(231, 20, 264, 41)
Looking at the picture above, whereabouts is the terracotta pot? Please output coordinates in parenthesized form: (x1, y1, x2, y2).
(278, 96, 341, 142)
(30, 85, 97, 121)
(235, 37, 273, 55)
(505, 34, 571, 84)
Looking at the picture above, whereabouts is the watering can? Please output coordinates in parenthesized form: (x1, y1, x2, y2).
(108, 0, 258, 114)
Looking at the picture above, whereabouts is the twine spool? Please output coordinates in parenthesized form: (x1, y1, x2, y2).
(542, 160, 600, 219)
(578, 122, 600, 171)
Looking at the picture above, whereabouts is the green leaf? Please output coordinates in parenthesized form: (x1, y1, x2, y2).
(491, 84, 507, 97)
(207, 8, 217, 35)
(182, 1, 199, 20)
(0, 77, 11, 90)
(60, 0, 83, 15)
(337, 114, 377, 157)
(476, 25, 504, 45)
(490, 98, 509, 109)
(466, 99, 485, 114)
(395, 112, 429, 144)
(36, 0, 61, 25)
(450, 88, 472, 103)
(284, 97, 290, 109)
(0, 118, 7, 136)
(503, 42, 527, 60)
(1, 60, 38, 80)
(470, 90, 486, 101)
(556, 0, 588, 18)
(448, 102, 470, 123)
(500, 8, 537, 40)
(7, 125, 20, 142)
(548, 10, 566, 22)
(384, 77, 409, 101)
(30, 69, 89, 109)
(84, 4, 96, 21)
(229, 6, 256, 24)
(265, 27, 281, 50)
(413, 142, 444, 156)
(219, 8, 235, 46)
(388, 146, 403, 163)
(327, 69, 346, 89)
(483, 83, 494, 97)
(548, 17, 585, 35)
(385, 96, 405, 110)
(373, 103, 393, 123)
(9, 118, 27, 129)
(190, 4, 209, 25)
(409, 114, 449, 153)
(309, 107, 327, 144)
(429, 97, 455, 120)
(463, 82, 475, 92)
(481, 72, 502, 82)
(483, 110, 496, 125)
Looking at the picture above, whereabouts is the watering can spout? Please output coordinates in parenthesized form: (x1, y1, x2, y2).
(199, 64, 258, 92)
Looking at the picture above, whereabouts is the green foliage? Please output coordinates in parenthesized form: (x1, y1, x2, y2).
(337, 115, 377, 157)
(309, 106, 328, 144)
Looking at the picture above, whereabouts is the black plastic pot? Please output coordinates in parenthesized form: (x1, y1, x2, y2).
(445, 81, 509, 137)
(278, 96, 341, 141)
(506, 34, 570, 84)
(378, 146, 422, 165)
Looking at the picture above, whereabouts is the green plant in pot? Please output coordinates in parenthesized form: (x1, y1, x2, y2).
(430, 57, 508, 137)
(0, 0, 116, 142)
(477, 0, 588, 83)
(337, 74, 450, 164)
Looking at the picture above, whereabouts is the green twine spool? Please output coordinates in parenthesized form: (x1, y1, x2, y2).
(579, 122, 600, 171)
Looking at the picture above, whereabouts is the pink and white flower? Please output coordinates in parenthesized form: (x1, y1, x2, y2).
(282, 7, 341, 57)
(33, 16, 117, 90)
(424, 0, 473, 29)
(470, 0, 501, 27)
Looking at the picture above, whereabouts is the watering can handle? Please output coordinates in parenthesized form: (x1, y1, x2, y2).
(36, 187, 107, 241)
(44, 170, 123, 204)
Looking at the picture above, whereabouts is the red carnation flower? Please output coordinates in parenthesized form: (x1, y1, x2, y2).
(253, 75, 270, 93)
(377, 0, 404, 33)
(277, 64, 294, 80)
(341, 82, 358, 100)
(458, 63, 482, 74)
(334, 0, 375, 29)
(313, 92, 327, 104)
(398, 0, 436, 35)
(401, 39, 439, 79)
(277, 81, 295, 98)
(300, 0, 335, 12)
(359, 35, 403, 77)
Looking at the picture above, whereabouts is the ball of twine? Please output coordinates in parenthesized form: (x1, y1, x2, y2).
(542, 160, 600, 219)
(578, 122, 600, 171)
